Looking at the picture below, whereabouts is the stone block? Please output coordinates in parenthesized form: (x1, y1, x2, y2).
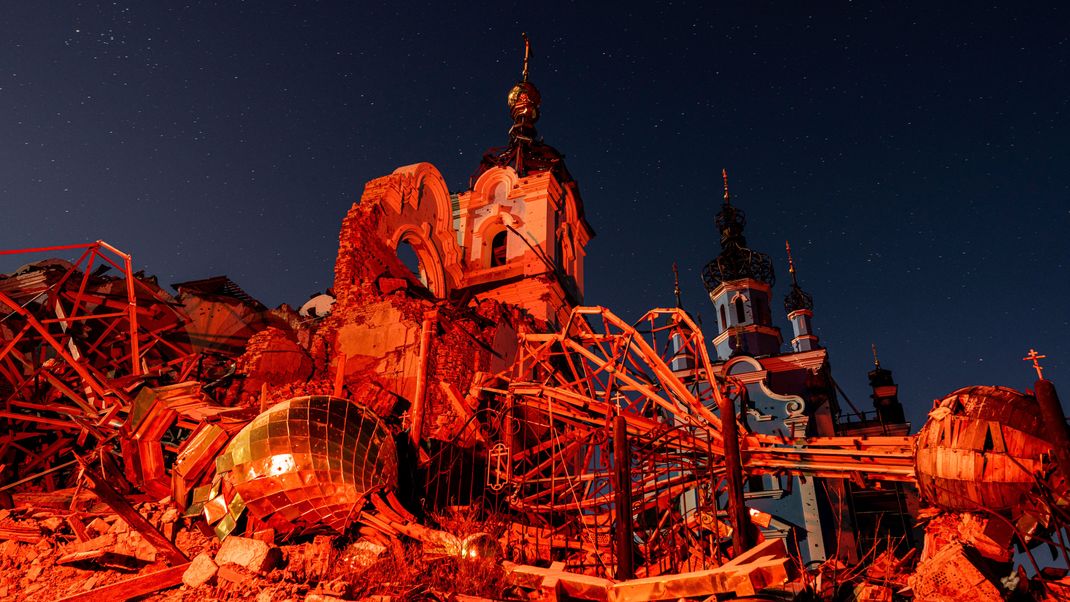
(182, 552, 218, 588)
(215, 535, 280, 573)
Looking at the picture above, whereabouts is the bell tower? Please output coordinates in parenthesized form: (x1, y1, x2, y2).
(702, 170, 782, 360)
(455, 34, 594, 327)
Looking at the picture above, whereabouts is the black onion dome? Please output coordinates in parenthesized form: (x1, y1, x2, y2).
(701, 188, 775, 291)
(784, 284, 814, 313)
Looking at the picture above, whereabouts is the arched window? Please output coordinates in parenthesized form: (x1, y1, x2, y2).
(390, 231, 446, 298)
(719, 305, 727, 331)
(490, 231, 508, 267)
(734, 297, 746, 323)
(397, 239, 424, 285)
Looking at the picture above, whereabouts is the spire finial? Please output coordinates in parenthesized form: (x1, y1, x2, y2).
(672, 262, 682, 309)
(521, 32, 531, 83)
(722, 168, 731, 205)
(872, 343, 881, 369)
(785, 240, 798, 286)
(1024, 348, 1047, 381)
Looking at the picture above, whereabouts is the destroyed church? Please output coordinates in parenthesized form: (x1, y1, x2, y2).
(0, 38, 1069, 602)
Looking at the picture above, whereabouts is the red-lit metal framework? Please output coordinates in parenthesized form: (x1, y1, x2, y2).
(488, 306, 915, 578)
(0, 241, 192, 489)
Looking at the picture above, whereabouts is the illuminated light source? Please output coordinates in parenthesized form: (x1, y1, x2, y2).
(460, 532, 501, 562)
(269, 453, 295, 475)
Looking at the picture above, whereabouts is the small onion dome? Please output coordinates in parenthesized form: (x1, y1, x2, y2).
(784, 284, 814, 313)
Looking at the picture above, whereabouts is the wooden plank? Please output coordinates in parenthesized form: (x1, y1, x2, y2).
(720, 538, 787, 569)
(0, 525, 42, 543)
(55, 561, 190, 601)
(505, 563, 612, 601)
(608, 557, 791, 601)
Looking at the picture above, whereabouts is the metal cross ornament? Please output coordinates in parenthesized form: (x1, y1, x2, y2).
(1023, 348, 1047, 381)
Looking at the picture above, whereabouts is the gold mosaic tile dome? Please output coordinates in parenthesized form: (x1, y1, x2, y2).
(221, 395, 398, 534)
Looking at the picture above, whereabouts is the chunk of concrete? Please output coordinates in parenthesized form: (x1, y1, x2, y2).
(215, 535, 280, 573)
(182, 552, 218, 588)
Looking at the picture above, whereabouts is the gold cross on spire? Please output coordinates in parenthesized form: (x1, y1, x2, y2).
(521, 32, 531, 82)
(785, 240, 798, 285)
(872, 343, 881, 369)
(672, 262, 682, 309)
(1024, 348, 1047, 381)
(722, 168, 731, 204)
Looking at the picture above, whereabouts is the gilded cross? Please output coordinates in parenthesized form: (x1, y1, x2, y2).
(1023, 348, 1046, 381)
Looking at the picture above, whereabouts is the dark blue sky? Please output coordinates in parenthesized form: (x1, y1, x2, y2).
(2, 3, 1067, 425)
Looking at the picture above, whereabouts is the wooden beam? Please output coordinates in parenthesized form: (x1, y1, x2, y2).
(55, 561, 191, 601)
(79, 461, 188, 565)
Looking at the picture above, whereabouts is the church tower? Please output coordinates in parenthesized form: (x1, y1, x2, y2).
(868, 346, 906, 424)
(701, 170, 782, 360)
(454, 35, 594, 327)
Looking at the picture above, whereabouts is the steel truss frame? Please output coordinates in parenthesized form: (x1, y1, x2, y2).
(0, 241, 193, 489)
(490, 306, 916, 576)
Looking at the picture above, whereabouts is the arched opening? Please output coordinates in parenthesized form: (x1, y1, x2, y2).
(396, 238, 427, 287)
(490, 230, 508, 267)
(719, 305, 727, 331)
(734, 297, 746, 324)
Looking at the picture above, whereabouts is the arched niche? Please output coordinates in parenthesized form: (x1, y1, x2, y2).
(470, 167, 519, 209)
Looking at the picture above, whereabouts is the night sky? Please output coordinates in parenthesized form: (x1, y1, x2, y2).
(2, 3, 1067, 426)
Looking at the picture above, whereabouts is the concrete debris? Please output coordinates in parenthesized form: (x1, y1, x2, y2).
(909, 541, 1004, 602)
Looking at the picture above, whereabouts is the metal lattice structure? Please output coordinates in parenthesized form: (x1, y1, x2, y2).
(491, 307, 731, 576)
(486, 306, 916, 577)
(0, 242, 195, 491)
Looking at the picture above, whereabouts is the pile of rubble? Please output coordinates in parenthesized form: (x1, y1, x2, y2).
(0, 485, 517, 601)
(0, 489, 408, 600)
